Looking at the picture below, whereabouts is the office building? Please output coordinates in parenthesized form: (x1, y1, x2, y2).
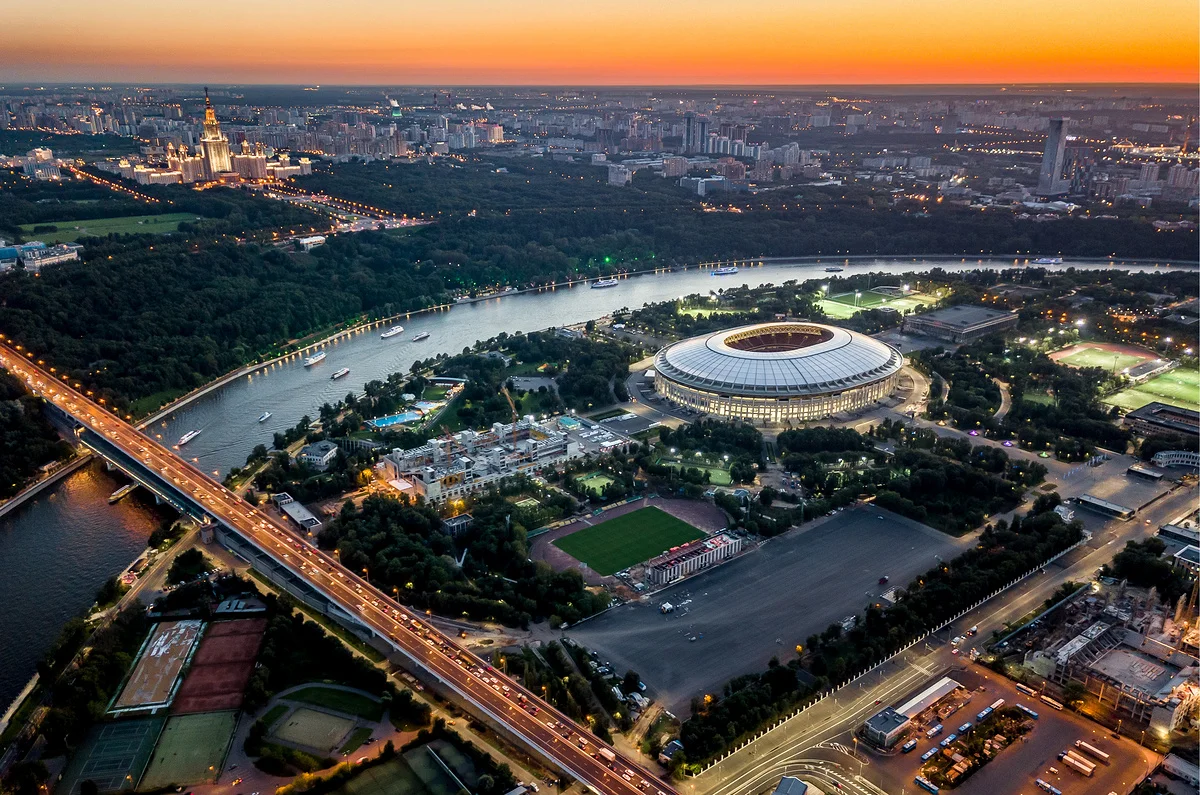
(1037, 118, 1070, 195)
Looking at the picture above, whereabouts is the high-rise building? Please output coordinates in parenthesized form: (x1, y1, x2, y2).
(661, 156, 689, 178)
(199, 87, 232, 178)
(1037, 118, 1069, 195)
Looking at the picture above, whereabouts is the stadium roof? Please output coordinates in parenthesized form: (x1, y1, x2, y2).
(653, 322, 902, 398)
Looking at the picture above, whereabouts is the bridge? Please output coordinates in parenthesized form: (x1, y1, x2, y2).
(0, 345, 675, 795)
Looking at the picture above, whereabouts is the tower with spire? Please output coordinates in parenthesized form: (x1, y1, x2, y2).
(200, 87, 232, 178)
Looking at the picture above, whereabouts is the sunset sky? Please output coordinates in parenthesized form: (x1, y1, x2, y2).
(5, 0, 1198, 85)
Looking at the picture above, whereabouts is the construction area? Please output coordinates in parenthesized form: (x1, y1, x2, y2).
(1013, 580, 1200, 740)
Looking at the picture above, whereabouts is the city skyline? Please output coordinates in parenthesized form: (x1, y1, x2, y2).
(4, 0, 1198, 85)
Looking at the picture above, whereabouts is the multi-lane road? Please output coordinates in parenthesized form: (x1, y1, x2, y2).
(0, 346, 673, 795)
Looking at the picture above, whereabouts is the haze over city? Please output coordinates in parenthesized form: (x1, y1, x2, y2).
(4, 0, 1199, 84)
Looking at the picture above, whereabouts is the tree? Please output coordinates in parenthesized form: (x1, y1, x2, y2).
(622, 669, 641, 694)
(1062, 681, 1087, 710)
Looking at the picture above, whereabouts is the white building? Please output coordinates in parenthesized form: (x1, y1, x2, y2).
(646, 533, 742, 585)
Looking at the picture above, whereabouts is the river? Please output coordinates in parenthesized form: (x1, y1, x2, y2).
(0, 255, 1191, 707)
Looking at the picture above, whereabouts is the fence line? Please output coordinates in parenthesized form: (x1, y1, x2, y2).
(694, 537, 1085, 773)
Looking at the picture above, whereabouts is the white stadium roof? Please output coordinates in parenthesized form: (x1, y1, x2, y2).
(653, 322, 903, 398)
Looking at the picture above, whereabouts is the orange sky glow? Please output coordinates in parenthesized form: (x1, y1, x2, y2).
(4, 0, 1198, 85)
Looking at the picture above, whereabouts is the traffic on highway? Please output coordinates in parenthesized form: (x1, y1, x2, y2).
(0, 345, 674, 795)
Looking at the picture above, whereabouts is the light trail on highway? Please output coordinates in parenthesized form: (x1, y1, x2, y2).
(0, 345, 674, 795)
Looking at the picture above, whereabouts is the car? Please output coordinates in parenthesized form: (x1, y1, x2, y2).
(1002, 440, 1014, 447)
(951, 636, 963, 646)
(878, 576, 889, 585)
(951, 648, 960, 655)
(968, 430, 979, 436)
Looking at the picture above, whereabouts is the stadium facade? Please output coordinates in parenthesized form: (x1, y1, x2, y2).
(652, 322, 903, 423)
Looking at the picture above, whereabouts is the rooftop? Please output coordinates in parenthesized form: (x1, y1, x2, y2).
(907, 304, 1016, 329)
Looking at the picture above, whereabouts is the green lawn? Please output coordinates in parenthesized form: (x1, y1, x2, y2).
(19, 212, 202, 243)
(658, 458, 733, 486)
(1060, 346, 1149, 372)
(1105, 366, 1200, 413)
(338, 727, 374, 756)
(553, 506, 706, 575)
(285, 686, 384, 721)
(260, 703, 290, 730)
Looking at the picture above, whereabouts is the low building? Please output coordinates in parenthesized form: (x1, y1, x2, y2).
(902, 305, 1019, 343)
(770, 777, 807, 795)
(1124, 402, 1199, 441)
(1174, 545, 1200, 574)
(296, 235, 326, 251)
(896, 676, 965, 719)
(20, 242, 82, 271)
(658, 739, 684, 765)
(272, 492, 322, 531)
(297, 440, 340, 470)
(1152, 449, 1200, 469)
(645, 532, 742, 585)
(863, 706, 909, 748)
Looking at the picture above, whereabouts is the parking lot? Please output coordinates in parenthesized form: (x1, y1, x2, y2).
(869, 667, 1161, 795)
(567, 505, 967, 715)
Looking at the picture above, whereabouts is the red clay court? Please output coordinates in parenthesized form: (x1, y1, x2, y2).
(171, 618, 267, 714)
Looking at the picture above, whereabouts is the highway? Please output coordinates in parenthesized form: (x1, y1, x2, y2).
(0, 346, 674, 795)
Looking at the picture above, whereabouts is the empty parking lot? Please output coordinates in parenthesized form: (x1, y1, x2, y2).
(567, 506, 967, 715)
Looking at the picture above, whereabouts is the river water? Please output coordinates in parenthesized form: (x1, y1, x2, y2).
(0, 255, 1191, 706)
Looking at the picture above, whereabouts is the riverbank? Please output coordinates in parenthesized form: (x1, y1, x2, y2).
(133, 253, 1197, 431)
(0, 452, 93, 521)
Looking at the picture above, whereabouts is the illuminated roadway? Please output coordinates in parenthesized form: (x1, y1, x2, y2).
(0, 346, 674, 795)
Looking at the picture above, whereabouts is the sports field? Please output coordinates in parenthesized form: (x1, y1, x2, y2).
(1105, 366, 1200, 413)
(57, 718, 164, 795)
(172, 617, 265, 714)
(574, 471, 616, 495)
(19, 213, 202, 243)
(140, 711, 237, 788)
(111, 620, 204, 713)
(273, 707, 355, 753)
(553, 506, 706, 576)
(336, 757, 430, 795)
(1057, 346, 1151, 372)
(819, 289, 932, 320)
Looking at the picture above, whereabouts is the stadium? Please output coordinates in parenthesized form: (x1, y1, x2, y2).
(652, 321, 903, 423)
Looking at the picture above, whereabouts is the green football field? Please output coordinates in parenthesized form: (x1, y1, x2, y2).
(819, 290, 932, 320)
(140, 711, 236, 788)
(1059, 346, 1150, 372)
(553, 506, 706, 575)
(1105, 366, 1200, 413)
(20, 213, 203, 243)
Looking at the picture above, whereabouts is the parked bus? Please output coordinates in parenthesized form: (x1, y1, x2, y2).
(1016, 683, 1038, 697)
(914, 775, 939, 794)
(1040, 695, 1064, 711)
(925, 723, 943, 738)
(989, 698, 1005, 710)
(1016, 703, 1040, 720)
(921, 748, 938, 761)
(975, 706, 993, 721)
(1035, 779, 1063, 795)
(901, 739, 918, 753)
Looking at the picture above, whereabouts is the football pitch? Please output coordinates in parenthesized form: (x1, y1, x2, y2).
(1105, 366, 1200, 413)
(819, 290, 932, 320)
(1058, 347, 1150, 372)
(552, 507, 706, 575)
(139, 711, 236, 788)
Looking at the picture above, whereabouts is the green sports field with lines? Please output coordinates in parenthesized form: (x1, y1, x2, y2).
(818, 290, 933, 320)
(19, 213, 203, 243)
(553, 506, 706, 575)
(1058, 347, 1151, 372)
(140, 711, 236, 789)
(1105, 366, 1200, 413)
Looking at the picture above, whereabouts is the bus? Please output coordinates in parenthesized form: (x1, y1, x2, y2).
(989, 698, 1005, 710)
(925, 724, 943, 738)
(914, 775, 939, 794)
(1016, 703, 1040, 720)
(1040, 695, 1064, 711)
(1016, 683, 1038, 697)
(921, 748, 938, 761)
(975, 706, 993, 721)
(1035, 779, 1063, 795)
(901, 739, 918, 753)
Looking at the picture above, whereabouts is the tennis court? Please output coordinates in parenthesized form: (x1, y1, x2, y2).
(172, 618, 265, 714)
(110, 620, 203, 714)
(140, 711, 237, 788)
(57, 718, 164, 795)
(1105, 366, 1200, 412)
(553, 506, 707, 575)
(335, 757, 429, 795)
